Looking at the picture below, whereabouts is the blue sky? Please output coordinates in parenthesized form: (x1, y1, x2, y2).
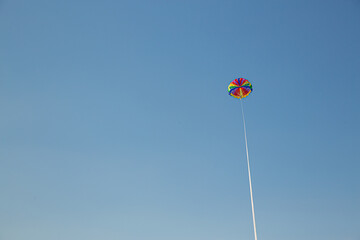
(1, 0, 359, 239)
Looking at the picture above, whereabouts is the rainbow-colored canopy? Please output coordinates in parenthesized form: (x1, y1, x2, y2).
(228, 78, 253, 99)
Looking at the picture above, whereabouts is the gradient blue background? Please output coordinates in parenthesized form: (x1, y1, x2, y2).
(1, 0, 359, 239)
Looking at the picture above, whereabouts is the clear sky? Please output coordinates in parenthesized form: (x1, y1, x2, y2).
(1, 0, 359, 239)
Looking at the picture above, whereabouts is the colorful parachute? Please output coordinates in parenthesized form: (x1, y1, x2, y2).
(228, 78, 253, 99)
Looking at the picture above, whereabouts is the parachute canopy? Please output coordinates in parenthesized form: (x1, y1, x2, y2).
(228, 78, 253, 99)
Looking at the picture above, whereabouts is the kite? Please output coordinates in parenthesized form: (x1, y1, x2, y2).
(228, 78, 253, 99)
(228, 78, 257, 240)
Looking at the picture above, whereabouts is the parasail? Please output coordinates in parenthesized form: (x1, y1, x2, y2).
(228, 78, 253, 99)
